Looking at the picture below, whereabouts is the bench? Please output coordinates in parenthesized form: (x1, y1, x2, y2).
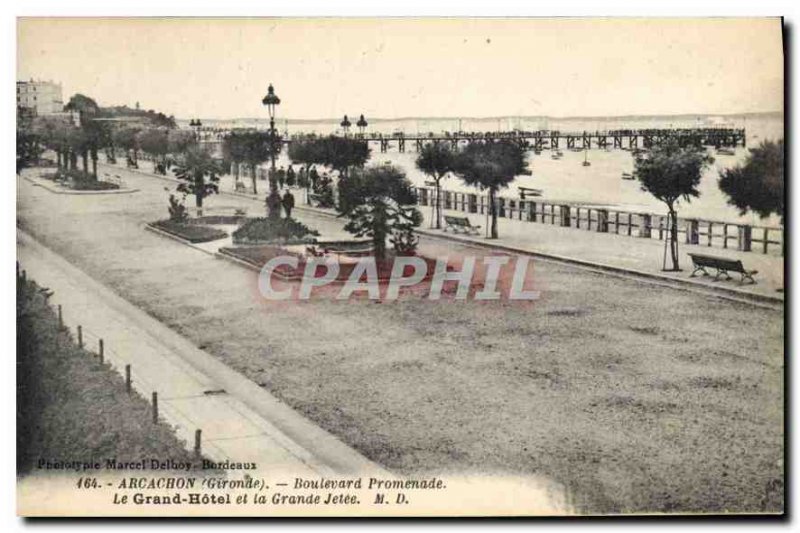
(688, 253, 758, 285)
(443, 215, 481, 236)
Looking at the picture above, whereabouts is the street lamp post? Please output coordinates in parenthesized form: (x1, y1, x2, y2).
(340, 115, 352, 137)
(356, 114, 368, 138)
(262, 83, 281, 191)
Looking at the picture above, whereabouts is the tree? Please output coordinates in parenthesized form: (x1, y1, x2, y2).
(416, 142, 457, 229)
(64, 93, 100, 115)
(222, 131, 248, 185)
(337, 165, 422, 261)
(172, 146, 222, 217)
(719, 140, 784, 223)
(113, 127, 141, 165)
(167, 129, 197, 155)
(453, 140, 528, 239)
(138, 128, 169, 173)
(634, 139, 714, 271)
(291, 136, 369, 179)
(16, 130, 43, 174)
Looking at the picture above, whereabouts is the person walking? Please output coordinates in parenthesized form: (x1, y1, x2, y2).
(281, 189, 296, 219)
(286, 165, 296, 187)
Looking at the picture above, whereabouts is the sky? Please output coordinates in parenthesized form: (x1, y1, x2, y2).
(17, 17, 784, 121)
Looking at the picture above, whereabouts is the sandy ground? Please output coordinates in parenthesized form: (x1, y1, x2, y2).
(17, 167, 783, 513)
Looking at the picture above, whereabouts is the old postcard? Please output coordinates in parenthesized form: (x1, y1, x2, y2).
(15, 17, 784, 517)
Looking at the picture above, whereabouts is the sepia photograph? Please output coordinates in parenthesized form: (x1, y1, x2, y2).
(13, 14, 785, 518)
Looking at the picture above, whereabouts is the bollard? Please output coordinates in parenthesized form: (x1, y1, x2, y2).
(559, 205, 571, 227)
(597, 210, 609, 233)
(685, 219, 699, 245)
(77, 325, 83, 348)
(638, 214, 652, 238)
(125, 365, 132, 393)
(152, 392, 159, 423)
(99, 339, 104, 362)
(58, 305, 64, 330)
(737, 225, 752, 252)
(194, 429, 202, 456)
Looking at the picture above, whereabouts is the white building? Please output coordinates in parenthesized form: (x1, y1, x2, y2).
(16, 79, 64, 116)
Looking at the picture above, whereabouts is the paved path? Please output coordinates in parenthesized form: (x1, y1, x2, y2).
(108, 159, 784, 305)
(17, 229, 389, 478)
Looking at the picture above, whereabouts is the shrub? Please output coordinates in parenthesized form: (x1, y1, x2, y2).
(168, 194, 189, 222)
(232, 217, 320, 245)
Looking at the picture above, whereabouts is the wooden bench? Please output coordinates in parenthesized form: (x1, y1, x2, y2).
(443, 215, 481, 236)
(688, 253, 758, 284)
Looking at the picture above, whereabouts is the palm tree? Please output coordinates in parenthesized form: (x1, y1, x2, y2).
(172, 146, 222, 217)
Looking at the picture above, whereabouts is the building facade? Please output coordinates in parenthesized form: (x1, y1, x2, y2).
(16, 80, 64, 116)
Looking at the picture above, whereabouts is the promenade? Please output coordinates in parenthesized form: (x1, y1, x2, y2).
(19, 163, 783, 513)
(111, 159, 784, 305)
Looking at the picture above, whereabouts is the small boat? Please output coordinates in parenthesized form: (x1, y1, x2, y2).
(716, 147, 736, 156)
(621, 172, 635, 181)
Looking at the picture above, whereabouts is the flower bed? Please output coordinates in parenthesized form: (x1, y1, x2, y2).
(232, 217, 320, 245)
(150, 220, 229, 243)
(41, 168, 121, 191)
(187, 215, 248, 226)
(219, 244, 440, 282)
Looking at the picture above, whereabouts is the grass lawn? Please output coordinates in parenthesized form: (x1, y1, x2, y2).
(150, 219, 228, 243)
(16, 277, 204, 475)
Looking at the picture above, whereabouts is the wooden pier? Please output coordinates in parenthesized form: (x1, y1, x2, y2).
(364, 128, 746, 153)
(195, 126, 746, 156)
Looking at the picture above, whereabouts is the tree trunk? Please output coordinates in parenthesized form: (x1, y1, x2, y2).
(91, 150, 98, 179)
(251, 165, 258, 195)
(434, 179, 442, 230)
(195, 174, 204, 217)
(668, 206, 680, 271)
(70, 151, 78, 170)
(489, 188, 498, 239)
(82, 151, 89, 175)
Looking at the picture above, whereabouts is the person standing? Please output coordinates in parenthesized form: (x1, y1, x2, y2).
(281, 190, 296, 219)
(286, 165, 296, 187)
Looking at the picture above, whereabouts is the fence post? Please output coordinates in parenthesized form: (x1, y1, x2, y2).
(575, 207, 581, 229)
(737, 225, 752, 252)
(627, 213, 633, 236)
(77, 325, 83, 348)
(763, 228, 769, 254)
(686, 219, 699, 245)
(58, 305, 64, 330)
(152, 392, 159, 423)
(99, 339, 104, 363)
(125, 364, 132, 393)
(638, 214, 652, 238)
(723, 224, 728, 249)
(194, 429, 202, 456)
(560, 205, 571, 227)
(528, 201, 537, 222)
(615, 212, 620, 234)
(597, 209, 609, 233)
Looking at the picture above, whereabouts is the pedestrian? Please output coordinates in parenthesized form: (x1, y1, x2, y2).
(309, 165, 319, 191)
(277, 166, 286, 189)
(286, 165, 296, 187)
(281, 189, 295, 219)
